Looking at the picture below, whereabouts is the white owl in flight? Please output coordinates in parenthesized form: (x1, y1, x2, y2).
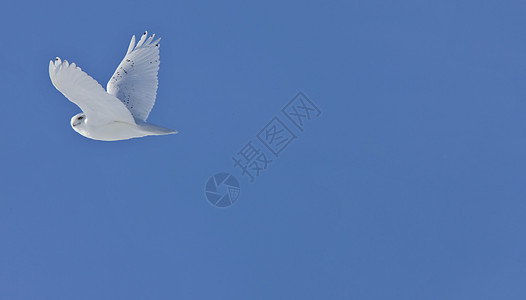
(49, 31, 178, 141)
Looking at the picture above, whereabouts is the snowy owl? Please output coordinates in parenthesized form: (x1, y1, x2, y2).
(49, 31, 177, 141)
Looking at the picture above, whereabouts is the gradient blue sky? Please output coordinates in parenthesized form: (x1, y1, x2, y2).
(1, 1, 526, 299)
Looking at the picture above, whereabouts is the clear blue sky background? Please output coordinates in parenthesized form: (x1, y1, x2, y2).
(1, 0, 525, 299)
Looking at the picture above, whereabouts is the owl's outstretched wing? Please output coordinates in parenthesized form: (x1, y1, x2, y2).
(106, 31, 161, 121)
(49, 58, 135, 125)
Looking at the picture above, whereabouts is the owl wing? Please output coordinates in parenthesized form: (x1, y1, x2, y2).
(49, 58, 135, 125)
(106, 31, 161, 121)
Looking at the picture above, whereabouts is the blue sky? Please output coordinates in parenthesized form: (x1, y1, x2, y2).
(1, 0, 526, 299)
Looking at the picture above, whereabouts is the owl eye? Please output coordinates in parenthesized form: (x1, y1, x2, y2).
(78, 116, 84, 120)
